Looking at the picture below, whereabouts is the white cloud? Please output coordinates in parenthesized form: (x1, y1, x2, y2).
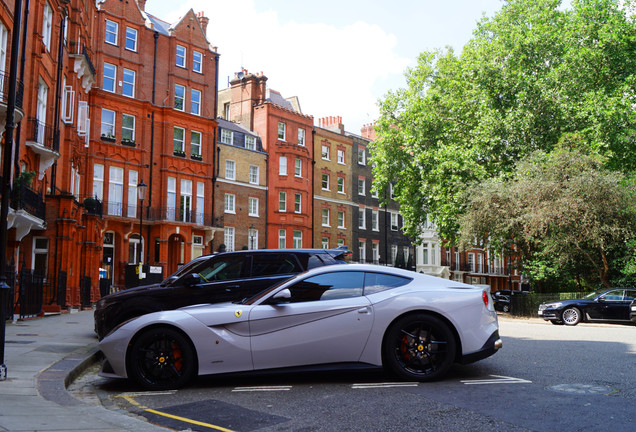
(147, 0, 410, 132)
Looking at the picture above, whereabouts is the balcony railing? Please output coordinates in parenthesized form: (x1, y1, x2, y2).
(26, 117, 54, 148)
(441, 259, 509, 276)
(68, 41, 96, 77)
(97, 202, 214, 226)
(0, 70, 24, 109)
(10, 180, 46, 220)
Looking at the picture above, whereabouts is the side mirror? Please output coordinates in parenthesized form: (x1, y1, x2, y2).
(270, 289, 291, 304)
(182, 273, 203, 288)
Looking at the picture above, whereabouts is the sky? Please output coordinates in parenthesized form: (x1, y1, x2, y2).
(143, 0, 513, 134)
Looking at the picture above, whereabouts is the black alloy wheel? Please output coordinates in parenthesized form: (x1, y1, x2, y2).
(383, 314, 456, 381)
(128, 326, 197, 390)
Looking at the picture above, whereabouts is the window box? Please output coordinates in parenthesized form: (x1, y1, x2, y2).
(101, 134, 116, 142)
(173, 150, 186, 157)
(191, 153, 202, 161)
(121, 139, 136, 147)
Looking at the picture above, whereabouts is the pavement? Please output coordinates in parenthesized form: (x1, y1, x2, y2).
(0, 309, 173, 432)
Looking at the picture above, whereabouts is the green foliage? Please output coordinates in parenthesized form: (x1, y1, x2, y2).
(459, 148, 636, 289)
(371, 0, 636, 244)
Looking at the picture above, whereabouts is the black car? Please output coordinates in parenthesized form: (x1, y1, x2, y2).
(630, 299, 636, 323)
(493, 293, 511, 313)
(94, 248, 350, 339)
(538, 288, 636, 326)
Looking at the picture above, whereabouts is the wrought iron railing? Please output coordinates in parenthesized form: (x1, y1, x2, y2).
(0, 70, 24, 108)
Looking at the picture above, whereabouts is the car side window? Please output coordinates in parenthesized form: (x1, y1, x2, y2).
(601, 290, 624, 301)
(287, 272, 364, 303)
(624, 290, 636, 301)
(195, 256, 245, 282)
(364, 272, 412, 295)
(251, 254, 301, 276)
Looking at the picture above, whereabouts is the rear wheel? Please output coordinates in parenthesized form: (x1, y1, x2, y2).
(383, 314, 456, 381)
(128, 326, 197, 390)
(562, 307, 581, 326)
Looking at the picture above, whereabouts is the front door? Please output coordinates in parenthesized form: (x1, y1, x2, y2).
(249, 271, 373, 371)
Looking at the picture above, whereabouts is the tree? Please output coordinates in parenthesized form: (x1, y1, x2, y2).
(371, 0, 636, 242)
(458, 148, 636, 289)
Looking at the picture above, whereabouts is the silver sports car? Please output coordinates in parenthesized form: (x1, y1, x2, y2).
(99, 264, 502, 390)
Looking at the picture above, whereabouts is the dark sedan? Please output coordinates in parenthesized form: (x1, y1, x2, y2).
(630, 299, 636, 323)
(538, 288, 636, 326)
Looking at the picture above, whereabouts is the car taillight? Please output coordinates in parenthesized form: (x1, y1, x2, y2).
(482, 291, 489, 308)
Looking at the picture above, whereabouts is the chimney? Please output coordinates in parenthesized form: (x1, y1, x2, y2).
(320, 116, 344, 135)
(137, 0, 146, 11)
(196, 11, 209, 35)
(360, 123, 377, 140)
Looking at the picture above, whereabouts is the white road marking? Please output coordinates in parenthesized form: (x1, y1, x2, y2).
(461, 375, 532, 385)
(352, 382, 419, 389)
(118, 391, 177, 397)
(232, 385, 292, 392)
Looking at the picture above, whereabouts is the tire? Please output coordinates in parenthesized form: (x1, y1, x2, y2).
(128, 326, 197, 390)
(561, 307, 581, 326)
(550, 320, 564, 325)
(383, 314, 456, 382)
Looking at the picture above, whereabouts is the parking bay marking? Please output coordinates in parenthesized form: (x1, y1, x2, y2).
(461, 375, 532, 385)
(352, 382, 419, 389)
(232, 385, 292, 392)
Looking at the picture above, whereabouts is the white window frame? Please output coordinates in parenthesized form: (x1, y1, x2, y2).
(191, 131, 201, 156)
(321, 173, 329, 191)
(298, 128, 305, 146)
(121, 113, 135, 142)
(248, 228, 258, 250)
(321, 145, 330, 160)
(359, 241, 366, 264)
(103, 63, 116, 93)
(358, 178, 366, 195)
(245, 135, 256, 150)
(42, 2, 53, 51)
(191, 88, 201, 115)
(101, 108, 116, 139)
(294, 193, 301, 214)
(224, 193, 236, 214)
(62, 80, 75, 124)
(0, 22, 8, 74)
(322, 208, 330, 227)
(167, 177, 176, 220)
(220, 129, 232, 144)
(278, 229, 286, 249)
(105, 19, 118, 46)
(180, 179, 192, 222)
(127, 170, 138, 218)
(279, 156, 287, 176)
(358, 147, 366, 165)
(294, 159, 302, 177)
(293, 230, 302, 249)
(175, 84, 185, 111)
(278, 122, 286, 140)
(32, 237, 49, 275)
(173, 127, 185, 153)
(176, 44, 186, 68)
(125, 27, 137, 51)
(249, 165, 259, 184)
(225, 160, 236, 180)
(337, 177, 345, 194)
(108, 166, 124, 216)
(248, 197, 259, 217)
(358, 208, 366, 229)
(93, 164, 104, 201)
(196, 182, 205, 224)
(322, 237, 329, 249)
(338, 211, 345, 229)
(122, 68, 135, 98)
(278, 191, 286, 212)
(391, 212, 399, 231)
(337, 149, 345, 164)
(193, 50, 203, 73)
(224, 227, 235, 252)
(372, 210, 379, 231)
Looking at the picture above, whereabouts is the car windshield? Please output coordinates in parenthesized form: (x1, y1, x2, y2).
(583, 289, 609, 299)
(161, 257, 210, 286)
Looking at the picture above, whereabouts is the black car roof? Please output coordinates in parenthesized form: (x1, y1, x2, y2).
(198, 247, 351, 260)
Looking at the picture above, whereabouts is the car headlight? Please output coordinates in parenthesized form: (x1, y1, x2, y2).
(546, 302, 562, 309)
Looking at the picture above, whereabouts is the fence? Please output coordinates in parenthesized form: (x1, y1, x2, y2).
(508, 292, 587, 317)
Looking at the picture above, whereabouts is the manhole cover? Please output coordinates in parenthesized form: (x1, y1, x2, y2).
(547, 384, 616, 395)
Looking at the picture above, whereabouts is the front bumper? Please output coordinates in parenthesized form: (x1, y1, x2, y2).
(458, 330, 502, 365)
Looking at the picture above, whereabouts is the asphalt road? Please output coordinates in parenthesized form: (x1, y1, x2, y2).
(71, 317, 636, 432)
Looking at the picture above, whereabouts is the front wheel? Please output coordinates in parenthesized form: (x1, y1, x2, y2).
(128, 326, 197, 390)
(383, 314, 456, 382)
(561, 307, 581, 326)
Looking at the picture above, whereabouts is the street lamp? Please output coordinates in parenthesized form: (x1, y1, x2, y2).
(137, 180, 147, 279)
(249, 224, 256, 250)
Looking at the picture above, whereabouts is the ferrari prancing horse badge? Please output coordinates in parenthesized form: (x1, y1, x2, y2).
(234, 310, 242, 318)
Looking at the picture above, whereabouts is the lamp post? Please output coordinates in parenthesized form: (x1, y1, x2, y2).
(249, 224, 256, 250)
(137, 180, 147, 280)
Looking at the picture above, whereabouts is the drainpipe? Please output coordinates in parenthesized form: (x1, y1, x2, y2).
(311, 128, 315, 247)
(13, 0, 29, 176)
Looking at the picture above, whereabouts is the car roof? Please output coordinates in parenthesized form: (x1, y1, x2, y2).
(201, 247, 351, 259)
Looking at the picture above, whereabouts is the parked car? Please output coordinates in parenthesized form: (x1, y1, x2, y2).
(493, 293, 511, 313)
(538, 288, 636, 326)
(99, 264, 502, 390)
(94, 248, 350, 340)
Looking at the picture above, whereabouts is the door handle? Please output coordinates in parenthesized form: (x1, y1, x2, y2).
(357, 307, 370, 314)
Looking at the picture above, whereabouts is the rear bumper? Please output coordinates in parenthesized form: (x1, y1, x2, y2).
(458, 330, 502, 365)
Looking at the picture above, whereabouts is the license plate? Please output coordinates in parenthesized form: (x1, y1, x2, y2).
(631, 306, 636, 311)
(538, 311, 543, 315)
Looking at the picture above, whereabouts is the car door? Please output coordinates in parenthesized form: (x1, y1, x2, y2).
(249, 271, 373, 371)
(182, 254, 249, 305)
(588, 289, 630, 321)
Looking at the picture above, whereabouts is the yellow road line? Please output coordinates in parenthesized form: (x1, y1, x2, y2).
(120, 395, 237, 432)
